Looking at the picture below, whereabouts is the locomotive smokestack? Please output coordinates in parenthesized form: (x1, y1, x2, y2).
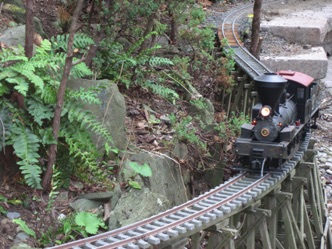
(254, 73, 287, 113)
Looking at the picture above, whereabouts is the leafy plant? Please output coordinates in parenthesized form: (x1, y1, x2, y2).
(214, 112, 249, 149)
(75, 212, 106, 234)
(170, 114, 206, 151)
(128, 161, 152, 177)
(0, 35, 116, 188)
(47, 165, 61, 211)
(13, 218, 36, 238)
(0, 195, 8, 215)
(40, 211, 106, 246)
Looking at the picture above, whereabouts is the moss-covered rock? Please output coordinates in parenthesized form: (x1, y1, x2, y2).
(3, 3, 25, 24)
(2, 1, 46, 37)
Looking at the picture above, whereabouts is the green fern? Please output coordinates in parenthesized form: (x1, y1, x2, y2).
(144, 80, 179, 102)
(41, 84, 58, 104)
(67, 87, 101, 105)
(126, 31, 157, 55)
(0, 36, 117, 189)
(27, 98, 53, 126)
(71, 62, 93, 78)
(149, 57, 174, 67)
(60, 126, 110, 184)
(0, 47, 27, 64)
(51, 33, 95, 51)
(64, 102, 116, 154)
(8, 123, 42, 189)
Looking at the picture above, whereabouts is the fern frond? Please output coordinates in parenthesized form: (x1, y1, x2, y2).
(11, 61, 35, 71)
(36, 39, 52, 54)
(5, 76, 29, 96)
(61, 125, 96, 152)
(0, 82, 10, 96)
(73, 33, 95, 49)
(65, 102, 115, 152)
(61, 125, 113, 184)
(27, 98, 53, 126)
(127, 31, 158, 54)
(51, 33, 94, 51)
(149, 57, 174, 67)
(0, 107, 12, 151)
(41, 84, 58, 104)
(0, 70, 17, 81)
(0, 49, 28, 63)
(71, 62, 93, 78)
(11, 68, 44, 92)
(144, 80, 179, 101)
(67, 87, 101, 105)
(8, 124, 42, 189)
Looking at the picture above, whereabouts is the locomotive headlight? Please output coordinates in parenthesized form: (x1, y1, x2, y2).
(260, 106, 271, 117)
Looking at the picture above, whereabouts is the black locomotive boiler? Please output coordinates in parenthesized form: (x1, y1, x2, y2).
(234, 71, 319, 171)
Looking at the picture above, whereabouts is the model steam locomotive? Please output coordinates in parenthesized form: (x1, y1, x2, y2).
(234, 71, 319, 171)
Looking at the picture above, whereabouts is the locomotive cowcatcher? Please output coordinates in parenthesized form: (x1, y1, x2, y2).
(234, 71, 319, 171)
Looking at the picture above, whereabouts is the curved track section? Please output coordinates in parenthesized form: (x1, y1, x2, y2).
(49, 135, 311, 249)
(220, 0, 277, 78)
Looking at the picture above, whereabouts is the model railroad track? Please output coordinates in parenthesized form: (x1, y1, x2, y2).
(219, 0, 278, 78)
(50, 1, 313, 249)
(50, 135, 311, 249)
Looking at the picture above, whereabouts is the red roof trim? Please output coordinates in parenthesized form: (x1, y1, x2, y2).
(278, 70, 314, 87)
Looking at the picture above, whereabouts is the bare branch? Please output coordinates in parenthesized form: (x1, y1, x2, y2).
(42, 0, 85, 190)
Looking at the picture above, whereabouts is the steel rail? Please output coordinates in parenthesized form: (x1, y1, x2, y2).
(221, 0, 278, 77)
(50, 173, 247, 249)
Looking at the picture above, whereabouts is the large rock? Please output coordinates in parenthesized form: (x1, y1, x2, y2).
(261, 47, 328, 79)
(0, 24, 45, 48)
(3, 1, 25, 24)
(109, 187, 170, 229)
(260, 1, 332, 79)
(109, 148, 188, 230)
(261, 2, 332, 54)
(67, 79, 127, 152)
(123, 151, 188, 206)
(0, 25, 26, 47)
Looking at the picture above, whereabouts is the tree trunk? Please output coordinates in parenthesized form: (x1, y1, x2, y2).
(169, 9, 177, 45)
(250, 0, 262, 59)
(25, 0, 34, 58)
(42, 0, 85, 190)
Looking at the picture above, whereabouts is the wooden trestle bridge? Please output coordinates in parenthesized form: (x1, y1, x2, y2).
(161, 142, 332, 249)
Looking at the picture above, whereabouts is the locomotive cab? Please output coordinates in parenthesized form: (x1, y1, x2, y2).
(278, 70, 318, 125)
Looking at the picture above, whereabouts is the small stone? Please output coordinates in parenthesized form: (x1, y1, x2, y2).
(14, 232, 30, 243)
(70, 181, 84, 190)
(326, 169, 332, 175)
(160, 115, 171, 125)
(320, 158, 328, 163)
(324, 81, 332, 88)
(327, 203, 332, 211)
(1, 218, 11, 225)
(56, 191, 69, 203)
(57, 213, 66, 220)
(10, 243, 35, 249)
(6, 212, 21, 219)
